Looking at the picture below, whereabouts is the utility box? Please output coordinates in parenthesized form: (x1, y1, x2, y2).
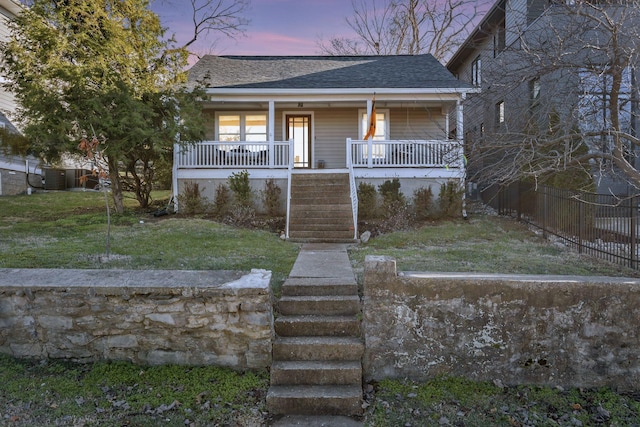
(44, 168, 66, 190)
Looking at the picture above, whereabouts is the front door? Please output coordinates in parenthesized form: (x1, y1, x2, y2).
(286, 114, 311, 168)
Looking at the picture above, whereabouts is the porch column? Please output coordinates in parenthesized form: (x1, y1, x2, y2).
(366, 98, 373, 168)
(268, 100, 275, 168)
(445, 113, 450, 138)
(456, 97, 464, 143)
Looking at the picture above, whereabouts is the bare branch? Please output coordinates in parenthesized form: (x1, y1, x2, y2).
(316, 0, 480, 61)
(181, 0, 250, 52)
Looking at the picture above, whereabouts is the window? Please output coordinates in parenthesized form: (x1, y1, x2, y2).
(360, 109, 389, 140)
(530, 78, 541, 103)
(359, 109, 389, 159)
(578, 65, 636, 159)
(495, 101, 505, 126)
(471, 56, 481, 86)
(493, 20, 505, 58)
(216, 113, 267, 142)
(529, 78, 541, 116)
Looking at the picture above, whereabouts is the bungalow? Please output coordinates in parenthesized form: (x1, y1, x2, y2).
(174, 55, 476, 240)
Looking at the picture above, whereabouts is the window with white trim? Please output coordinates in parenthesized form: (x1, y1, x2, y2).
(359, 109, 389, 140)
(216, 113, 267, 142)
(359, 109, 389, 159)
(495, 101, 505, 127)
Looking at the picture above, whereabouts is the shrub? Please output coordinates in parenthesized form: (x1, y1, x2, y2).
(213, 183, 231, 218)
(225, 205, 256, 228)
(177, 181, 205, 214)
(438, 180, 464, 218)
(378, 179, 405, 208)
(378, 200, 413, 233)
(413, 186, 434, 220)
(357, 182, 378, 220)
(228, 170, 253, 208)
(261, 179, 282, 216)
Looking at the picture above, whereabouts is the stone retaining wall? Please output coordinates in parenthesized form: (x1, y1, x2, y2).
(0, 268, 274, 369)
(363, 255, 640, 391)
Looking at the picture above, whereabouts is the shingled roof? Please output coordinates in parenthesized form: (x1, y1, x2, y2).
(188, 54, 471, 90)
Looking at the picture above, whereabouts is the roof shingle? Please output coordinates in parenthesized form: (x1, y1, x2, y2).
(188, 55, 471, 90)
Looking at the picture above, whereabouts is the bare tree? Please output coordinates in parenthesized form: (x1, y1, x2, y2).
(317, 0, 482, 62)
(465, 1, 640, 195)
(156, 0, 250, 58)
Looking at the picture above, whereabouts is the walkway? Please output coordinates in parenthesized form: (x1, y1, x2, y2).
(269, 243, 364, 427)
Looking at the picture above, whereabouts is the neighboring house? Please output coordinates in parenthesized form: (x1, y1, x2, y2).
(176, 54, 475, 240)
(447, 0, 640, 196)
(0, 0, 40, 195)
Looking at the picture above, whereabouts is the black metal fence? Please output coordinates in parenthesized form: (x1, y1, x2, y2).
(482, 183, 639, 270)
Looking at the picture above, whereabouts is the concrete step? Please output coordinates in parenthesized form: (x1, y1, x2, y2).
(287, 237, 359, 244)
(266, 384, 362, 416)
(275, 315, 360, 337)
(270, 360, 362, 386)
(291, 173, 349, 183)
(291, 197, 351, 210)
(271, 415, 363, 427)
(289, 205, 352, 216)
(273, 336, 364, 361)
(281, 277, 358, 296)
(278, 295, 360, 316)
(289, 230, 354, 240)
(289, 223, 353, 237)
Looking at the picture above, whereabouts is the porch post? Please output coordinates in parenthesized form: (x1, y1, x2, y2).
(445, 112, 450, 138)
(268, 100, 275, 168)
(366, 98, 373, 168)
(456, 97, 464, 143)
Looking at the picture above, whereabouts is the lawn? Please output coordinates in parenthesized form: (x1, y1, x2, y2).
(1, 190, 638, 426)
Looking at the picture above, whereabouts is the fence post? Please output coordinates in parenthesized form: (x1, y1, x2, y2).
(578, 198, 583, 254)
(517, 182, 522, 221)
(542, 186, 547, 239)
(631, 195, 637, 269)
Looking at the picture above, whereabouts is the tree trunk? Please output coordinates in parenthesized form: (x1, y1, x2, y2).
(108, 158, 125, 214)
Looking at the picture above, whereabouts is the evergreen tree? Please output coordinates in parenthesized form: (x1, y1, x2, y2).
(1, 0, 205, 212)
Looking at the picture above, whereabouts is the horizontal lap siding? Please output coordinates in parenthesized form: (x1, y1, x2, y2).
(198, 106, 448, 170)
(0, 11, 16, 115)
(313, 108, 358, 169)
(389, 107, 447, 140)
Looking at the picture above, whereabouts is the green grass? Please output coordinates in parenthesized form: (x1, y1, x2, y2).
(0, 353, 268, 426)
(0, 190, 300, 293)
(350, 215, 640, 278)
(2, 191, 639, 425)
(366, 377, 640, 426)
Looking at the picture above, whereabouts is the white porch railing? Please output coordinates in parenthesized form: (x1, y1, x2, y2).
(346, 142, 358, 240)
(176, 141, 291, 169)
(347, 139, 462, 168)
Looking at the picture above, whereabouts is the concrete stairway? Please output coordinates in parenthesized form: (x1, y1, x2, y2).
(288, 173, 355, 242)
(267, 244, 363, 420)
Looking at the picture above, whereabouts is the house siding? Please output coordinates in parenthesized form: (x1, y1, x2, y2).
(505, 0, 526, 47)
(312, 108, 357, 169)
(389, 107, 447, 141)
(0, 4, 18, 118)
(199, 106, 448, 170)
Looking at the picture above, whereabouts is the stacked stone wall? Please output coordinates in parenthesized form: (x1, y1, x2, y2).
(0, 268, 273, 369)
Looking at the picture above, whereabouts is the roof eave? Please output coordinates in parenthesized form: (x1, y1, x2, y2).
(447, 0, 506, 71)
(204, 87, 478, 99)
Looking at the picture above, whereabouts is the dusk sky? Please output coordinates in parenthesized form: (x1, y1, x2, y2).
(150, 0, 495, 58)
(150, 0, 357, 57)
